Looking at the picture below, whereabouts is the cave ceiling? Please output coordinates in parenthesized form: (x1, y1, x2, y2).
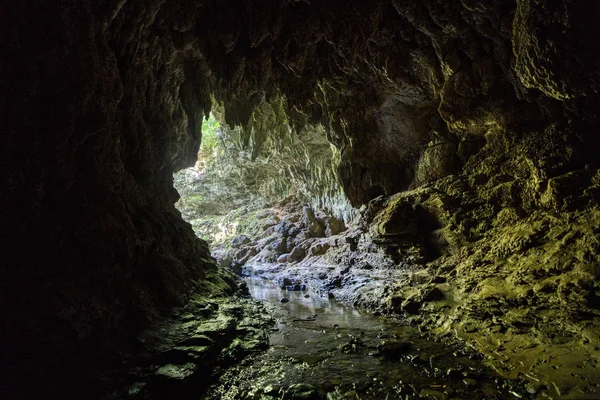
(102, 0, 600, 205)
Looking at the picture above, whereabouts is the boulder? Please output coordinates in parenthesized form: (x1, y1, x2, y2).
(277, 277, 294, 288)
(308, 241, 331, 256)
(270, 238, 288, 254)
(231, 235, 251, 248)
(325, 216, 347, 236)
(288, 246, 306, 262)
(303, 206, 326, 237)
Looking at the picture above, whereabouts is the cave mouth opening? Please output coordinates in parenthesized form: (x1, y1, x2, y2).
(173, 98, 357, 274)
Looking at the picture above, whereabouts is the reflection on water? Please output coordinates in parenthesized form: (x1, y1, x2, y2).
(214, 277, 527, 399)
(246, 278, 365, 326)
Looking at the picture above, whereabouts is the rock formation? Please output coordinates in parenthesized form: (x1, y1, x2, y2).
(1, 0, 599, 398)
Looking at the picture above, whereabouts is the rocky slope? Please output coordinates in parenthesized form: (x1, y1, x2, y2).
(229, 165, 600, 397)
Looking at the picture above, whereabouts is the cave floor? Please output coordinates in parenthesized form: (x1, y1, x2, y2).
(201, 276, 531, 400)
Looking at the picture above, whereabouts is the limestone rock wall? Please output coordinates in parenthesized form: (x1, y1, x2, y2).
(1, 0, 228, 396)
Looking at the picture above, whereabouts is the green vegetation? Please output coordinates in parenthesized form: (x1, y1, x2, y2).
(174, 98, 355, 246)
(198, 113, 222, 170)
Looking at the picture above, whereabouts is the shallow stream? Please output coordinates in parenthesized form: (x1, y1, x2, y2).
(203, 277, 529, 399)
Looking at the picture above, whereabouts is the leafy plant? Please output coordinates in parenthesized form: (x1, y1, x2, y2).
(198, 114, 222, 169)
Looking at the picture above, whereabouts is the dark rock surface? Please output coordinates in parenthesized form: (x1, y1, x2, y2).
(241, 179, 600, 398)
(2, 0, 600, 398)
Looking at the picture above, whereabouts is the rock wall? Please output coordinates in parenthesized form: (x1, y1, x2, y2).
(1, 1, 229, 397)
(2, 0, 600, 398)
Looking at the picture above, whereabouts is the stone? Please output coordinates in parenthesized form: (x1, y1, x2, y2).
(281, 298, 290, 303)
(289, 246, 306, 262)
(525, 383, 546, 395)
(286, 284, 307, 292)
(263, 384, 282, 395)
(325, 216, 347, 236)
(288, 383, 318, 399)
(463, 378, 478, 387)
(278, 277, 294, 288)
(309, 241, 331, 256)
(155, 363, 197, 380)
(419, 389, 449, 400)
(401, 297, 421, 314)
(303, 206, 326, 238)
(423, 287, 445, 302)
(231, 235, 251, 248)
(377, 341, 413, 358)
(275, 221, 294, 236)
(277, 253, 290, 263)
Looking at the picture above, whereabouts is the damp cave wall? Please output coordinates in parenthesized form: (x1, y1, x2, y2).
(2, 0, 600, 397)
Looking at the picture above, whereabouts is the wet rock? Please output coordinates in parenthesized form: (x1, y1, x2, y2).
(325, 216, 347, 236)
(401, 297, 422, 314)
(270, 238, 289, 254)
(155, 363, 197, 380)
(322, 381, 335, 392)
(309, 241, 331, 256)
(463, 378, 478, 387)
(231, 235, 251, 248)
(278, 277, 294, 288)
(178, 334, 213, 347)
(262, 217, 280, 230)
(224, 336, 269, 357)
(289, 383, 318, 399)
(359, 262, 373, 270)
(263, 384, 282, 395)
(288, 225, 301, 237)
(446, 368, 463, 380)
(419, 388, 449, 400)
(277, 253, 290, 263)
(194, 317, 237, 338)
(525, 382, 546, 395)
(423, 287, 445, 302)
(303, 207, 326, 238)
(286, 284, 307, 291)
(345, 236, 359, 251)
(328, 292, 335, 300)
(377, 341, 413, 358)
(169, 345, 210, 361)
(212, 247, 235, 269)
(289, 246, 306, 262)
(339, 337, 366, 354)
(275, 221, 294, 236)
(281, 298, 290, 303)
(235, 246, 259, 266)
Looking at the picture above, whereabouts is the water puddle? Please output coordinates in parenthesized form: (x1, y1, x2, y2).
(203, 277, 529, 399)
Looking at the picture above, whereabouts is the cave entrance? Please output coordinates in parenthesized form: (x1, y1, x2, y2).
(173, 102, 354, 268)
(171, 112, 528, 398)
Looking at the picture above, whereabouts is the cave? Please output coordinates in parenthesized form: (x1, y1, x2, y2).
(2, 0, 600, 399)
